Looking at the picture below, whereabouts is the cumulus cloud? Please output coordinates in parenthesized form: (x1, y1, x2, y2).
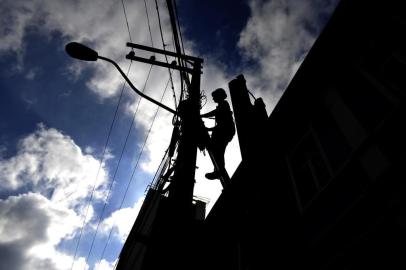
(0, 193, 83, 270)
(94, 259, 117, 270)
(100, 196, 145, 242)
(0, 0, 173, 98)
(0, 124, 112, 270)
(238, 0, 339, 109)
(0, 123, 109, 209)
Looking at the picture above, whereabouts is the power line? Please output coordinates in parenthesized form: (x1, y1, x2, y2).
(121, 0, 133, 43)
(83, 65, 154, 270)
(173, 0, 189, 103)
(94, 79, 171, 270)
(70, 61, 133, 270)
(114, 148, 170, 270)
(154, 0, 178, 109)
(143, 0, 154, 48)
(71, 2, 135, 268)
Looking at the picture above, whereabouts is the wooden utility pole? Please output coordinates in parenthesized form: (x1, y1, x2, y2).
(115, 1, 210, 268)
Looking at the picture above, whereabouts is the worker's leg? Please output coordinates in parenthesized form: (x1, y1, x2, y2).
(206, 135, 227, 180)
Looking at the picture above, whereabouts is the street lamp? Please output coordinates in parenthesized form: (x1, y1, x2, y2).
(65, 42, 98, 61)
(65, 42, 177, 115)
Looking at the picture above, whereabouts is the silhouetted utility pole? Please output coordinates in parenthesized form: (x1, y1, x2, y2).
(126, 44, 202, 212)
(66, 1, 223, 269)
(123, 1, 204, 268)
(127, 4, 202, 223)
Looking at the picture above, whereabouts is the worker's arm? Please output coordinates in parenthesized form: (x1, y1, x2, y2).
(201, 108, 216, 118)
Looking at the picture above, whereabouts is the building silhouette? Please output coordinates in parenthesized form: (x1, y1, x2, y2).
(116, 0, 406, 269)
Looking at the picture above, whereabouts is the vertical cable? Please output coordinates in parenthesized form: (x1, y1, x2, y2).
(155, 0, 178, 109)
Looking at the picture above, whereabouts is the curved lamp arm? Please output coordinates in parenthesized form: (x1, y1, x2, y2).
(65, 42, 177, 115)
(98, 56, 177, 115)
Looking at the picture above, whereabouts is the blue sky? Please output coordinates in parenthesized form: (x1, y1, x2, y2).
(0, 0, 338, 269)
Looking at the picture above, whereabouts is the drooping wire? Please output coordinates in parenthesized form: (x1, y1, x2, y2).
(94, 79, 171, 270)
(247, 89, 257, 101)
(83, 65, 154, 270)
(75, 2, 137, 268)
(143, 0, 154, 48)
(155, 0, 178, 109)
(71, 2, 136, 270)
(121, 0, 133, 43)
(127, 78, 171, 194)
(200, 90, 207, 108)
(69, 60, 133, 270)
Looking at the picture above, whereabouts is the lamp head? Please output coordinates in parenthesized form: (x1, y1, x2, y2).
(65, 42, 98, 61)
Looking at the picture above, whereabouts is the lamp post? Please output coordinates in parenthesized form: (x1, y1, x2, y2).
(65, 41, 204, 216)
(65, 42, 177, 115)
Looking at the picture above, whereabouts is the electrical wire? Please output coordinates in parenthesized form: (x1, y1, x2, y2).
(69, 61, 133, 270)
(83, 65, 154, 270)
(113, 149, 170, 269)
(200, 90, 207, 108)
(143, 0, 155, 48)
(167, 0, 191, 106)
(121, 0, 133, 43)
(73, 2, 138, 269)
(247, 89, 257, 101)
(173, 0, 187, 59)
(94, 79, 171, 270)
(154, 0, 178, 109)
(72, 1, 136, 268)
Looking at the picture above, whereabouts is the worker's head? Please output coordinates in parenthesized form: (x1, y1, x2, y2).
(212, 88, 227, 102)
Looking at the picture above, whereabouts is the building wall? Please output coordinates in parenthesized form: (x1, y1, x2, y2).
(205, 0, 406, 269)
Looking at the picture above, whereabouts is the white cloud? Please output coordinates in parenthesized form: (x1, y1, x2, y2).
(0, 123, 109, 209)
(0, 193, 86, 270)
(94, 259, 117, 270)
(0, 124, 112, 270)
(238, 0, 339, 110)
(100, 196, 145, 242)
(0, 1, 34, 54)
(0, 0, 172, 98)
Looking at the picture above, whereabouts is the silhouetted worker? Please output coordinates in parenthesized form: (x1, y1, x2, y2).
(201, 88, 235, 180)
